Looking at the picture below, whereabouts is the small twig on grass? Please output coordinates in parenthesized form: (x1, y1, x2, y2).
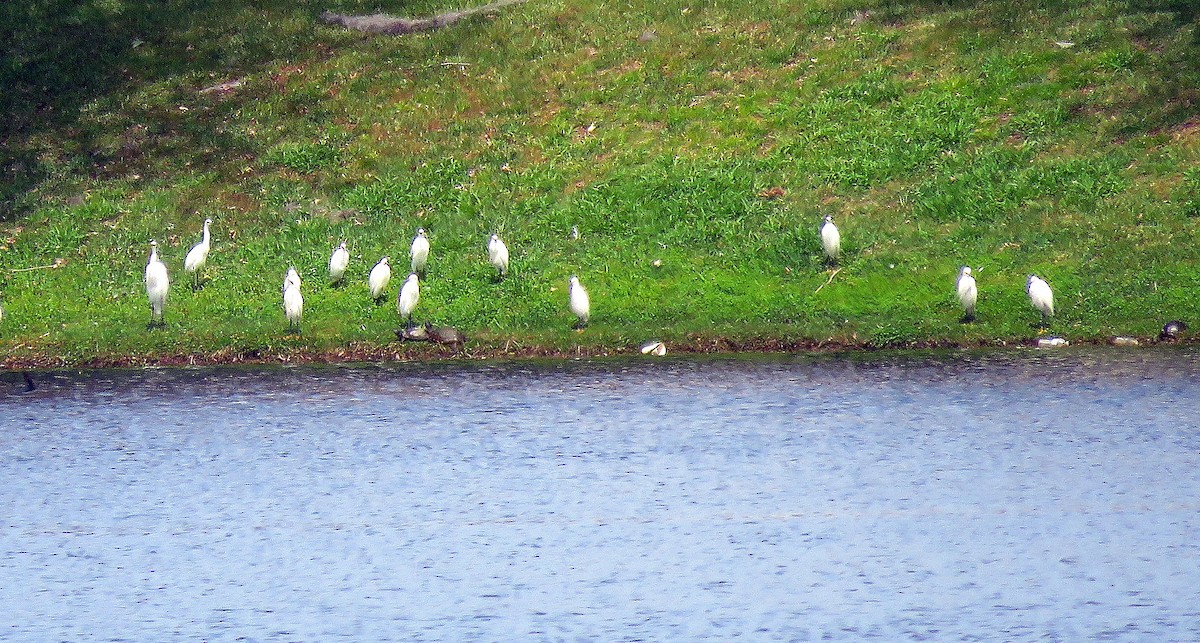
(814, 268, 842, 293)
(10, 258, 67, 272)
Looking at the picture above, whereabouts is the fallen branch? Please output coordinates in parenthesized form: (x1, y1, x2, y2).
(10, 258, 67, 272)
(321, 0, 528, 35)
(814, 268, 841, 293)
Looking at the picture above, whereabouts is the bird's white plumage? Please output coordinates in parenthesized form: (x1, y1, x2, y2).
(1027, 275, 1054, 319)
(820, 215, 840, 262)
(329, 242, 349, 282)
(410, 229, 429, 274)
(184, 218, 212, 276)
(368, 257, 391, 300)
(145, 240, 169, 323)
(569, 275, 590, 326)
(488, 234, 509, 277)
(957, 266, 977, 319)
(283, 269, 303, 328)
(398, 273, 420, 321)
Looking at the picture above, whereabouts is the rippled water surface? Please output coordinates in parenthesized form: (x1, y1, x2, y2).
(3, 349, 1200, 640)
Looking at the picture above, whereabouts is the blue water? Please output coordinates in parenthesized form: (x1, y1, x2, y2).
(2, 349, 1199, 640)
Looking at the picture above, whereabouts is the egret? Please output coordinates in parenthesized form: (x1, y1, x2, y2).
(368, 256, 391, 303)
(144, 240, 169, 327)
(397, 273, 420, 326)
(1027, 275, 1054, 326)
(569, 275, 590, 329)
(488, 234, 509, 279)
(329, 241, 349, 284)
(283, 266, 302, 293)
(956, 266, 977, 322)
(283, 267, 303, 333)
(820, 215, 840, 264)
(183, 218, 213, 290)
(410, 228, 429, 276)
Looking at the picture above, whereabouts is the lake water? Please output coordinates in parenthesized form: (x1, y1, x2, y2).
(2, 349, 1199, 641)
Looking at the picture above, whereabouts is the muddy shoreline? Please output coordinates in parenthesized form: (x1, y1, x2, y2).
(0, 333, 1181, 371)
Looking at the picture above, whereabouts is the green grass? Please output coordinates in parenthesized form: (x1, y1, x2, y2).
(2, 0, 1200, 364)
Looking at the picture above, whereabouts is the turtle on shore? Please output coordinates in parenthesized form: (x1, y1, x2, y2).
(395, 322, 466, 347)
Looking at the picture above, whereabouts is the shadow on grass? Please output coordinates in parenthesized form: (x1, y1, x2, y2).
(2, 0, 1198, 221)
(867, 0, 1200, 131)
(0, 0, 413, 220)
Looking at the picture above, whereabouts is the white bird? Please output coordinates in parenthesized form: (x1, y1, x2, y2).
(1027, 275, 1054, 325)
(283, 266, 302, 293)
(820, 215, 840, 264)
(368, 256, 391, 302)
(144, 240, 170, 327)
(329, 241, 349, 284)
(957, 266, 977, 322)
(569, 275, 590, 329)
(488, 234, 509, 279)
(410, 228, 429, 276)
(283, 268, 303, 332)
(183, 218, 213, 290)
(397, 273, 420, 324)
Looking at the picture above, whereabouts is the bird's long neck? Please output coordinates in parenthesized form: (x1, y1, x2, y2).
(201, 222, 210, 245)
(150, 247, 158, 263)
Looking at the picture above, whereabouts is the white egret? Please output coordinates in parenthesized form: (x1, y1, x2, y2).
(144, 240, 169, 327)
(1027, 275, 1054, 325)
(397, 273, 420, 325)
(410, 228, 429, 276)
(283, 267, 303, 332)
(569, 275, 590, 329)
(820, 215, 840, 264)
(329, 241, 349, 284)
(488, 234, 509, 279)
(368, 256, 391, 302)
(956, 266, 977, 322)
(183, 218, 213, 290)
(283, 266, 302, 293)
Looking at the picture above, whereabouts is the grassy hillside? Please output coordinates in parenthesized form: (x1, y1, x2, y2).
(2, 0, 1199, 365)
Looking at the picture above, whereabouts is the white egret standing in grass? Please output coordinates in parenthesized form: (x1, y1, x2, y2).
(488, 233, 509, 279)
(283, 267, 303, 332)
(144, 240, 169, 327)
(183, 218, 213, 290)
(397, 273, 420, 326)
(957, 266, 977, 322)
(569, 275, 590, 329)
(411, 228, 429, 276)
(368, 256, 391, 303)
(1027, 275, 1054, 326)
(820, 215, 840, 264)
(329, 241, 349, 284)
